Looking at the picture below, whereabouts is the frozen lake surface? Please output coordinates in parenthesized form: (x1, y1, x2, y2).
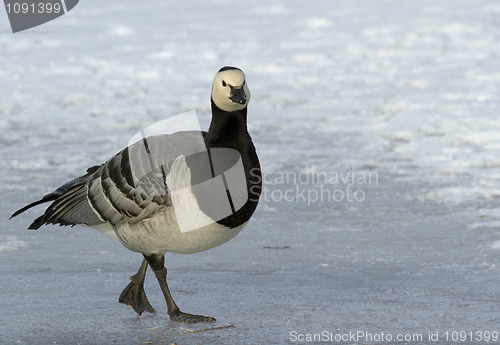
(1, 0, 499, 344)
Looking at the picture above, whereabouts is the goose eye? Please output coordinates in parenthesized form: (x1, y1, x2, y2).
(222, 80, 227, 87)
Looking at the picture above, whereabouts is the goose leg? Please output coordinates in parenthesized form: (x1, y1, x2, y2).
(119, 257, 156, 315)
(144, 253, 216, 323)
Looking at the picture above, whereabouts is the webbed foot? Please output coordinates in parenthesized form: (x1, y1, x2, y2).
(169, 309, 216, 323)
(119, 258, 156, 315)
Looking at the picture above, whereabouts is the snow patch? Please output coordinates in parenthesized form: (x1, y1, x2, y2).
(0, 236, 27, 253)
(108, 25, 135, 36)
(440, 23, 479, 35)
(252, 5, 288, 15)
(303, 18, 332, 29)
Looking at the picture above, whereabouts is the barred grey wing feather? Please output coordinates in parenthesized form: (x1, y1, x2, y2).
(84, 146, 170, 227)
(12, 132, 207, 230)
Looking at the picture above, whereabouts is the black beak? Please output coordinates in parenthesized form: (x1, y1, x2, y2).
(230, 87, 246, 104)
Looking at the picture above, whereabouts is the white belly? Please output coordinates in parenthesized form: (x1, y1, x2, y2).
(92, 208, 246, 255)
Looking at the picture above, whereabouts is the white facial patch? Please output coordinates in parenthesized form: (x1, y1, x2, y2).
(212, 69, 251, 112)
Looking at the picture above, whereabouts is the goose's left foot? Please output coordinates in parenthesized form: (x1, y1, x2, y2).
(170, 309, 216, 323)
(144, 253, 216, 323)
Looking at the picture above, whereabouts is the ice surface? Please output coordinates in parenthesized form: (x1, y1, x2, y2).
(0, 235, 27, 252)
(1, 0, 499, 344)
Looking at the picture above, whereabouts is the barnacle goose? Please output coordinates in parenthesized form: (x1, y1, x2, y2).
(11, 66, 262, 323)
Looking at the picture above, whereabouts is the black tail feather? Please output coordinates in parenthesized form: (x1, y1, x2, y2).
(10, 164, 102, 228)
(10, 194, 59, 220)
(28, 214, 46, 230)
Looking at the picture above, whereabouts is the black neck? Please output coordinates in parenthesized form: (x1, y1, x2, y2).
(205, 99, 249, 147)
(205, 98, 262, 228)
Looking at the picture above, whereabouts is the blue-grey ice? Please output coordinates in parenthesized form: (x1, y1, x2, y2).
(1, 0, 499, 344)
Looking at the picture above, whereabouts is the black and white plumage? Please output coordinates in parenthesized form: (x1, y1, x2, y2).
(11, 66, 262, 323)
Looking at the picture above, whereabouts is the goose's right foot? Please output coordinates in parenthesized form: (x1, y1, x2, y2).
(119, 258, 156, 315)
